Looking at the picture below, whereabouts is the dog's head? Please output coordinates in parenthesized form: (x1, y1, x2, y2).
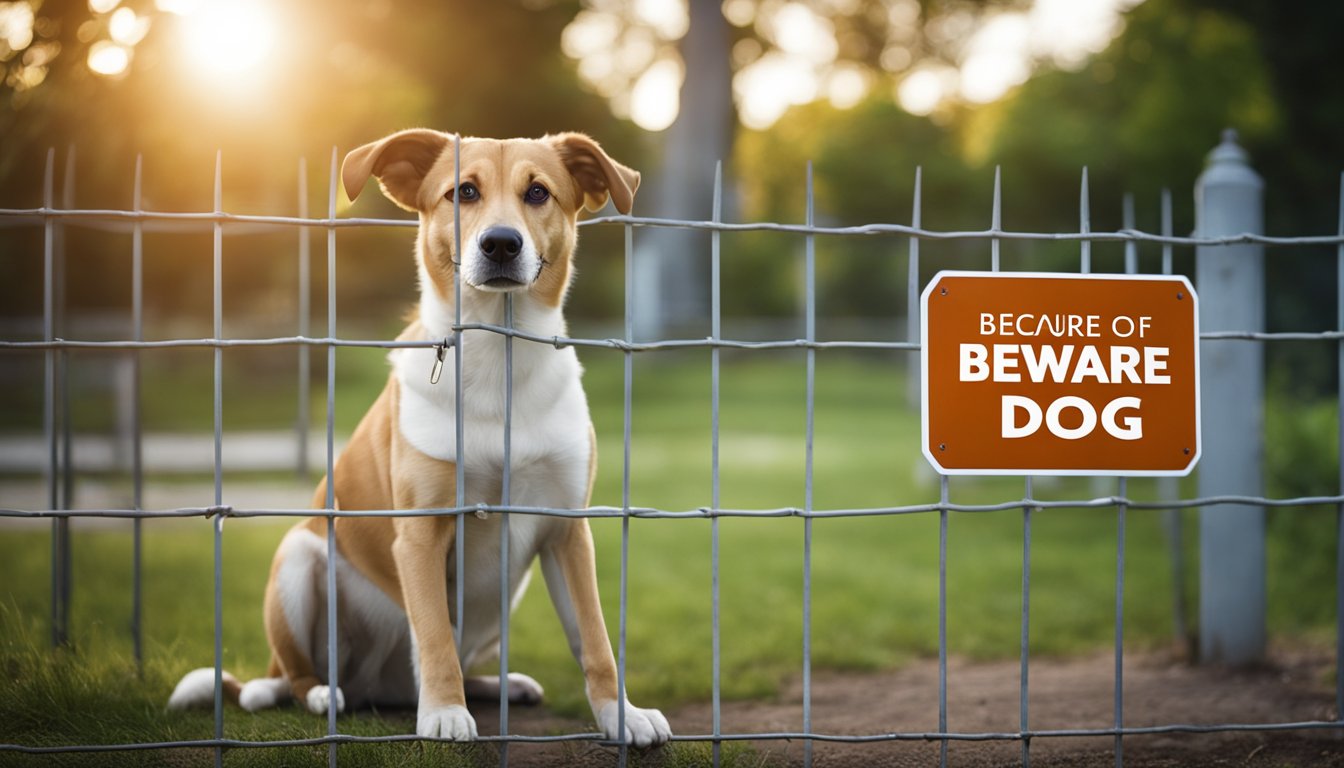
(342, 130, 639, 307)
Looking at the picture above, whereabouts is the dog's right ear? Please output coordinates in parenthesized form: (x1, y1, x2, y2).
(342, 129, 451, 211)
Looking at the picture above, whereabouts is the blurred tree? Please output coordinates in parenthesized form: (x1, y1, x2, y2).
(4, 0, 1340, 354)
(561, 0, 1033, 337)
(1170, 0, 1344, 398)
(730, 0, 1340, 391)
(0, 0, 642, 332)
(984, 0, 1280, 233)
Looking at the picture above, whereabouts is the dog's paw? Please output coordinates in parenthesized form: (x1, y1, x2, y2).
(596, 700, 672, 748)
(304, 685, 345, 716)
(166, 668, 239, 711)
(239, 677, 288, 712)
(417, 704, 478, 741)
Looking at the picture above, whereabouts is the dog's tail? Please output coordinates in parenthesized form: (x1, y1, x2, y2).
(166, 667, 243, 710)
(168, 666, 293, 712)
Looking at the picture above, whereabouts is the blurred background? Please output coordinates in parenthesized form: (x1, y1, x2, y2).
(0, 0, 1340, 343)
(1, 0, 1341, 496)
(0, 0, 1343, 747)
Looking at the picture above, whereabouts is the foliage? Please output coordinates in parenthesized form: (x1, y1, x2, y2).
(1264, 379, 1339, 637)
(731, 0, 1339, 395)
(0, 0, 645, 339)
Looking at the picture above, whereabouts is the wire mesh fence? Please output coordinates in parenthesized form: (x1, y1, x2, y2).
(2, 137, 1344, 768)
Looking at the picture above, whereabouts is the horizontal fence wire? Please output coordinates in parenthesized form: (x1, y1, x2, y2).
(5, 331, 1344, 354)
(4, 494, 1344, 521)
(4, 206, 1344, 247)
(3, 180, 1343, 763)
(3, 720, 1343, 756)
(4, 329, 1343, 352)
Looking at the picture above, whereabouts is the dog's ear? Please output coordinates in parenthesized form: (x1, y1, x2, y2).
(550, 133, 641, 215)
(342, 129, 451, 211)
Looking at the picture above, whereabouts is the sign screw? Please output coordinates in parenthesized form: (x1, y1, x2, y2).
(1177, 292, 1185, 300)
(940, 287, 947, 295)
(1183, 447, 1190, 455)
(939, 443, 946, 451)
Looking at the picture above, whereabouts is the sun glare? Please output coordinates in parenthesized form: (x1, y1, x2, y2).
(179, 0, 277, 77)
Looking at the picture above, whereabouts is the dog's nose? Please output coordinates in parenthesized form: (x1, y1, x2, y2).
(479, 227, 524, 263)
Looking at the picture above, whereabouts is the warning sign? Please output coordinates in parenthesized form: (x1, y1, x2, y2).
(921, 271, 1200, 476)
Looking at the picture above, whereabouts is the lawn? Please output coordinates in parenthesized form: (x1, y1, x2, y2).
(0, 347, 1337, 765)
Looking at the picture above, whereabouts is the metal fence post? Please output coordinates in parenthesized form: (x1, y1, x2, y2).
(1195, 129, 1266, 665)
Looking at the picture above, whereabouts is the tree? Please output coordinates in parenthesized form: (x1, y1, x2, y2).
(561, 0, 1035, 338)
(0, 0, 642, 328)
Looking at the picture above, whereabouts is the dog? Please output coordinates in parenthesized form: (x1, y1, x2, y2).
(168, 130, 671, 747)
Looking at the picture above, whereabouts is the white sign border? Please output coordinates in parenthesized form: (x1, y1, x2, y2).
(920, 270, 1202, 477)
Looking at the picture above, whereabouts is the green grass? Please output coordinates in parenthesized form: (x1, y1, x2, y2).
(1, 350, 1338, 764)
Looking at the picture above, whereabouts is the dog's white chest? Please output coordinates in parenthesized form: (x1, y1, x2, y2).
(391, 331, 592, 511)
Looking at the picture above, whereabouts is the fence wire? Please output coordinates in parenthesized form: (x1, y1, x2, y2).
(2, 146, 1343, 768)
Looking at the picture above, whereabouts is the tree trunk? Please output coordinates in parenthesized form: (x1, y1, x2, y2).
(632, 0, 733, 341)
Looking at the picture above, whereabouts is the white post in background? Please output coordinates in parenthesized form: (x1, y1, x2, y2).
(1195, 128, 1266, 665)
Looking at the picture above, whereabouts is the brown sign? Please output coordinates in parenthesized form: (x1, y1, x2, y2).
(922, 271, 1200, 476)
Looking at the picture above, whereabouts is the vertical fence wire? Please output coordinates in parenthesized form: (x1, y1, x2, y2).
(210, 150, 225, 768)
(990, 168, 1033, 768)
(1336, 171, 1344, 723)
(906, 168, 922, 409)
(212, 151, 223, 510)
(991, 166, 1002, 272)
(1123, 195, 1138, 274)
(1021, 475, 1032, 768)
(60, 147, 75, 515)
(131, 154, 145, 673)
(1080, 168, 1091, 274)
(52, 148, 73, 650)
(454, 135, 466, 654)
(1161, 190, 1174, 276)
(1159, 189, 1188, 650)
(324, 147, 341, 768)
(499, 295, 514, 766)
(619, 216, 634, 768)
(1113, 192, 1133, 768)
(42, 149, 58, 648)
(710, 161, 723, 768)
(54, 147, 73, 648)
(52, 147, 70, 648)
(1116, 195, 1144, 768)
(802, 161, 817, 768)
(1115, 478, 1127, 768)
(297, 158, 311, 478)
(938, 473, 949, 768)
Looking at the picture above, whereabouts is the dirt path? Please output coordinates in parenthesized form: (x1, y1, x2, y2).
(477, 647, 1344, 766)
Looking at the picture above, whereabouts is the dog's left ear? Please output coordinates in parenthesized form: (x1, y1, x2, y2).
(550, 133, 641, 215)
(342, 129, 451, 211)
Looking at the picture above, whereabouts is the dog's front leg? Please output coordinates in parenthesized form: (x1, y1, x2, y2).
(392, 516, 477, 740)
(542, 520, 671, 747)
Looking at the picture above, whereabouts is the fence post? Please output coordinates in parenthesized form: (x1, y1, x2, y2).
(1195, 129, 1266, 665)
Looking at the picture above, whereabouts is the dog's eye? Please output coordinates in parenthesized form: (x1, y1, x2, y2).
(448, 182, 479, 203)
(525, 183, 550, 205)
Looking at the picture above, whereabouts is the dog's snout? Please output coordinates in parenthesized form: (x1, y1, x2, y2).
(479, 227, 524, 263)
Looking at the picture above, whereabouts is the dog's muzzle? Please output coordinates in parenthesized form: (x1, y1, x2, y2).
(471, 226, 533, 289)
(480, 227, 523, 264)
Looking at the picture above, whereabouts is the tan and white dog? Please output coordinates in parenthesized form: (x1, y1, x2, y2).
(168, 130, 671, 747)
